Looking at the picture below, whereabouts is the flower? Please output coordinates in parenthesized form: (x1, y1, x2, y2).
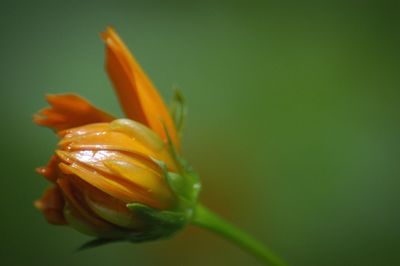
(34, 27, 200, 241)
(32, 27, 286, 266)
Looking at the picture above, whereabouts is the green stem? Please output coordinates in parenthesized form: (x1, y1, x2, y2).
(191, 204, 286, 266)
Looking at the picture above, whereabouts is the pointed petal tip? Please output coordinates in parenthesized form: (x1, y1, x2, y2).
(35, 167, 46, 176)
(55, 150, 72, 164)
(33, 199, 43, 210)
(32, 113, 43, 125)
(100, 31, 109, 43)
(34, 94, 115, 132)
(35, 186, 67, 225)
(101, 26, 116, 43)
(45, 93, 56, 100)
(58, 162, 74, 175)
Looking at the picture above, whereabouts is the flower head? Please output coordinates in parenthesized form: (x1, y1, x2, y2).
(34, 27, 200, 242)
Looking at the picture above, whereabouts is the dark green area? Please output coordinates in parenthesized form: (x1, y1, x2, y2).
(0, 0, 399, 265)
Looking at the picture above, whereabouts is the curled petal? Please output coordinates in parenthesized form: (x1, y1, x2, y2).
(34, 94, 115, 131)
(60, 167, 143, 229)
(59, 121, 178, 171)
(105, 160, 174, 207)
(59, 130, 154, 158)
(59, 123, 109, 138)
(58, 162, 166, 209)
(57, 177, 114, 234)
(84, 187, 143, 229)
(56, 149, 159, 179)
(110, 119, 164, 152)
(36, 155, 60, 182)
(34, 186, 66, 225)
(102, 27, 180, 150)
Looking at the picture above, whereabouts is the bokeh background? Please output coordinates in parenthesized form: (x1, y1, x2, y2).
(1, 0, 399, 265)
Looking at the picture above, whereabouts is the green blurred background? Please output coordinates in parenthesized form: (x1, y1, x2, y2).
(1, 0, 399, 265)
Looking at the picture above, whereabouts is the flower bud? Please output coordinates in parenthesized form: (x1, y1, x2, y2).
(36, 119, 180, 238)
(34, 27, 200, 244)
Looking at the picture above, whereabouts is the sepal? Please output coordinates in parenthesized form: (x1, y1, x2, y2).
(152, 158, 201, 210)
(163, 121, 201, 213)
(170, 88, 187, 135)
(77, 238, 123, 252)
(126, 203, 187, 241)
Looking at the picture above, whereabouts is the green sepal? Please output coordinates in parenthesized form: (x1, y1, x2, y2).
(76, 238, 123, 252)
(165, 172, 185, 194)
(151, 158, 200, 211)
(170, 88, 187, 135)
(167, 170, 200, 204)
(126, 203, 187, 242)
(163, 121, 201, 212)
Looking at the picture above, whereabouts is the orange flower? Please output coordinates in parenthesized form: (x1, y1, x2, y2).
(34, 27, 185, 238)
(32, 27, 282, 266)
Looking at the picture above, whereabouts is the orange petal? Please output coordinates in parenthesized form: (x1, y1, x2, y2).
(59, 162, 164, 209)
(34, 94, 115, 131)
(110, 119, 164, 152)
(101, 27, 180, 150)
(36, 155, 60, 182)
(34, 186, 67, 225)
(59, 123, 109, 138)
(59, 122, 178, 171)
(105, 160, 174, 208)
(56, 149, 174, 208)
(84, 187, 143, 229)
(59, 130, 154, 158)
(58, 167, 141, 229)
(57, 177, 113, 231)
(56, 149, 160, 178)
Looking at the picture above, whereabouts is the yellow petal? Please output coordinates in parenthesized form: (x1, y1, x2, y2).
(84, 191, 142, 229)
(59, 122, 109, 138)
(56, 149, 159, 178)
(110, 119, 164, 151)
(59, 170, 139, 229)
(105, 160, 173, 208)
(59, 123, 178, 171)
(59, 130, 155, 159)
(56, 177, 113, 231)
(58, 162, 163, 209)
(56, 149, 173, 208)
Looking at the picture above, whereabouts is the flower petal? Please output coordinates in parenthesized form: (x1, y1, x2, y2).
(110, 119, 164, 152)
(101, 27, 180, 150)
(59, 130, 154, 158)
(56, 177, 113, 232)
(34, 94, 115, 131)
(34, 186, 66, 225)
(58, 162, 164, 209)
(36, 155, 60, 182)
(105, 160, 174, 208)
(59, 123, 109, 138)
(58, 166, 142, 229)
(59, 122, 178, 171)
(84, 189, 143, 229)
(56, 149, 160, 178)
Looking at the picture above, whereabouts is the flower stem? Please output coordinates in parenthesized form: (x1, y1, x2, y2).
(191, 204, 286, 266)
